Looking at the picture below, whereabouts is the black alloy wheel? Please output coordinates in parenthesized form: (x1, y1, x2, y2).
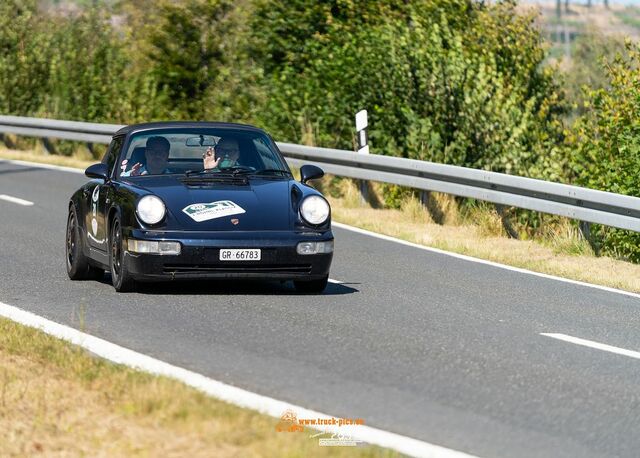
(110, 216, 136, 292)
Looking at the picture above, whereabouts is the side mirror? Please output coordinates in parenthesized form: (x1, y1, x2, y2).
(85, 163, 110, 181)
(300, 164, 324, 184)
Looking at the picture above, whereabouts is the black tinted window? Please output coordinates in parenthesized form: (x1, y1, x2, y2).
(102, 136, 124, 176)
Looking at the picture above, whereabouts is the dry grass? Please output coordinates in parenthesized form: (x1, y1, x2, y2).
(0, 318, 396, 457)
(0, 146, 95, 170)
(325, 177, 640, 294)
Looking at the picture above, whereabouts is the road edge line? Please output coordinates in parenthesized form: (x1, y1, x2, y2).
(0, 158, 85, 174)
(0, 300, 477, 458)
(332, 222, 640, 301)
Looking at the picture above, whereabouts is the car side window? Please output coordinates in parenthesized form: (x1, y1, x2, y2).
(102, 136, 124, 177)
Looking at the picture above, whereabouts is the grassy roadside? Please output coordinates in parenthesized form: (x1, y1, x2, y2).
(2, 146, 640, 294)
(0, 317, 397, 457)
(317, 178, 640, 295)
(0, 147, 95, 170)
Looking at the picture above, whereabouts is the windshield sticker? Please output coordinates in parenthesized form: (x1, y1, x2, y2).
(182, 200, 246, 222)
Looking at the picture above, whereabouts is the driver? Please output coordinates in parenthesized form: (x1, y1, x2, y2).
(203, 138, 240, 170)
(122, 136, 171, 176)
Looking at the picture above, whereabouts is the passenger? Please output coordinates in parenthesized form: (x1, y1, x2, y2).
(203, 138, 240, 170)
(122, 136, 171, 176)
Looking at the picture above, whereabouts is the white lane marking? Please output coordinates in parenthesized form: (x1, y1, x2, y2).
(0, 158, 84, 174)
(0, 300, 478, 458)
(332, 222, 640, 301)
(541, 333, 640, 360)
(0, 194, 34, 206)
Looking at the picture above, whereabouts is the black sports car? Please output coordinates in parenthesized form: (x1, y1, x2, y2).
(65, 122, 334, 292)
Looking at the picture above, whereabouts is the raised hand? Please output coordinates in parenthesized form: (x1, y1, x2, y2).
(203, 146, 221, 170)
(130, 162, 144, 176)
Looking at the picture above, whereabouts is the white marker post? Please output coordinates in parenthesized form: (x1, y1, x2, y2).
(355, 110, 369, 203)
(355, 109, 369, 155)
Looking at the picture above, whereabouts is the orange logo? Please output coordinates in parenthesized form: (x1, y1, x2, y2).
(231, 218, 239, 225)
(275, 409, 304, 433)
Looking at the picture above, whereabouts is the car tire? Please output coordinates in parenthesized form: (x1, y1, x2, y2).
(66, 204, 104, 280)
(293, 275, 328, 293)
(109, 216, 136, 292)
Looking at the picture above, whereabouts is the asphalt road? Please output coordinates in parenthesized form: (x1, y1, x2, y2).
(2, 159, 640, 457)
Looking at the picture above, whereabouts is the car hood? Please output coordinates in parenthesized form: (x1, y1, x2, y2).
(128, 176, 293, 231)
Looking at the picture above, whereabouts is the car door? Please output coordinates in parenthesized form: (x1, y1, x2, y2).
(87, 136, 124, 251)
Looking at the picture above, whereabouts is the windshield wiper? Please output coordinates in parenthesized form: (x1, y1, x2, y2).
(224, 165, 257, 175)
(251, 169, 290, 176)
(185, 166, 255, 176)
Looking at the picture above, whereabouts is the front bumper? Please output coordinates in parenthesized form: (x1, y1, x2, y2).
(122, 228, 333, 281)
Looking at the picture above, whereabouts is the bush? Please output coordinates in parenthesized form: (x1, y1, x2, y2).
(0, 1, 53, 115)
(250, 0, 568, 181)
(572, 40, 640, 262)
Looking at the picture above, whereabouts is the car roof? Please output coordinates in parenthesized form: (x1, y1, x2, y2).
(114, 121, 267, 137)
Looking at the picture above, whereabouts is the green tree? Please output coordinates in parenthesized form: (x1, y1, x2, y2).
(572, 41, 640, 261)
(44, 10, 133, 122)
(145, 0, 233, 119)
(562, 29, 625, 119)
(0, 1, 53, 115)
(250, 0, 568, 181)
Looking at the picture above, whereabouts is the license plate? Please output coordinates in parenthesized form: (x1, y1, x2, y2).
(219, 249, 261, 261)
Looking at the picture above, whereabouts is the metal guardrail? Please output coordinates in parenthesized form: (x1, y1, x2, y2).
(2, 115, 640, 232)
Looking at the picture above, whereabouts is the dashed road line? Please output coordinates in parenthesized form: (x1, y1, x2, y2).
(0, 194, 34, 206)
(541, 333, 640, 360)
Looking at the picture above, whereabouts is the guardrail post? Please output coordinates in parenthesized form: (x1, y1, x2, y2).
(358, 179, 369, 204)
(420, 190, 428, 207)
(420, 190, 445, 224)
(495, 204, 519, 239)
(579, 220, 591, 240)
(579, 220, 599, 254)
(0, 133, 15, 149)
(39, 137, 55, 155)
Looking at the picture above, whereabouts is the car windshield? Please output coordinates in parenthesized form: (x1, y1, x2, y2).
(118, 128, 290, 178)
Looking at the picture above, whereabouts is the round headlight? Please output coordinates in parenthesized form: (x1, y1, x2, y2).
(300, 195, 330, 225)
(137, 195, 166, 225)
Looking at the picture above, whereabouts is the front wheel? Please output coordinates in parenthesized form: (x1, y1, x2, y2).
(110, 216, 136, 292)
(294, 275, 328, 293)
